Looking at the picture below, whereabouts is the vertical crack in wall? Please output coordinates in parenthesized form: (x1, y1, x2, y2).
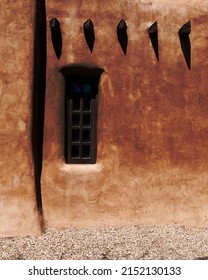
(31, 0, 46, 222)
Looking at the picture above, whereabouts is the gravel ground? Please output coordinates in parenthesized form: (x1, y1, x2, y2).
(0, 225, 208, 260)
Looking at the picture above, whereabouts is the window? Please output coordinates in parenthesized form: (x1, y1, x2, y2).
(65, 77, 99, 163)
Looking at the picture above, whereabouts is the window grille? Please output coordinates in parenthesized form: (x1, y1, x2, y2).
(65, 77, 99, 163)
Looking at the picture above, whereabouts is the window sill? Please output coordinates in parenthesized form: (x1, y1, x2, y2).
(60, 163, 103, 174)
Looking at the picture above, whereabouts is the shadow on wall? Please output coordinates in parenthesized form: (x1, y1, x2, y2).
(148, 21, 159, 61)
(117, 19, 128, 55)
(83, 19, 95, 53)
(178, 21, 191, 70)
(31, 0, 46, 217)
(49, 18, 62, 59)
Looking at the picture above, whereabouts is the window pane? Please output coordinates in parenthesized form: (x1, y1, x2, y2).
(82, 130, 90, 142)
(72, 129, 80, 143)
(83, 114, 90, 126)
(72, 98, 80, 111)
(83, 99, 91, 111)
(72, 83, 81, 94)
(65, 76, 100, 164)
(71, 145, 80, 158)
(83, 84, 92, 93)
(72, 114, 80, 126)
(82, 145, 90, 158)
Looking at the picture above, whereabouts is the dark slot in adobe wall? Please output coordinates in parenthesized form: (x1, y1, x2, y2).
(31, 0, 46, 216)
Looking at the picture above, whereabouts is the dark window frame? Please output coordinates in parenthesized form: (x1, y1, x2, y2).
(60, 65, 104, 164)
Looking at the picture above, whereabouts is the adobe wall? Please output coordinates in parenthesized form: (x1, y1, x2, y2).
(42, 0, 208, 228)
(0, 1, 41, 237)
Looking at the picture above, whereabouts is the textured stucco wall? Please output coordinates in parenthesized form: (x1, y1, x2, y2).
(42, 0, 208, 228)
(0, 1, 41, 237)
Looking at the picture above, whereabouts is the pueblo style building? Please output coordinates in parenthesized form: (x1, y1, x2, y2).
(1, 0, 208, 236)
